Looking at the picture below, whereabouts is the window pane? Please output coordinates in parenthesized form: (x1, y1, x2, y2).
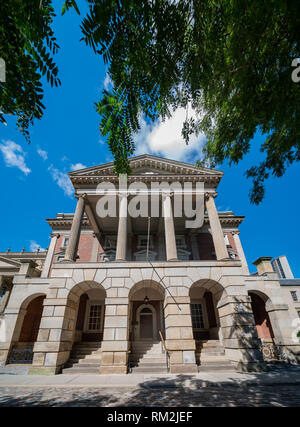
(88, 305, 101, 330)
(190, 303, 204, 329)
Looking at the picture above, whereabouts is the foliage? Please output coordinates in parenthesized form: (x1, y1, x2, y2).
(0, 0, 61, 141)
(67, 0, 300, 202)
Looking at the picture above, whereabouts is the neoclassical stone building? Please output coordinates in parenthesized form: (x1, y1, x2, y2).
(0, 154, 299, 375)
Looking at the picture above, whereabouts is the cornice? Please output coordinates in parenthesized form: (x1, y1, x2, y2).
(46, 215, 244, 228)
(70, 174, 222, 186)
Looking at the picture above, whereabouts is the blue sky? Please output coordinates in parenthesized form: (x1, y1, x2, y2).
(0, 4, 299, 277)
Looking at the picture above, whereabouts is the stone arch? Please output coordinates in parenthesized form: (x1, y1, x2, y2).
(129, 280, 165, 300)
(189, 279, 227, 302)
(67, 280, 107, 302)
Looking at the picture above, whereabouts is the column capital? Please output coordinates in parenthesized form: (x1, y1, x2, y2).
(232, 230, 240, 236)
(50, 233, 60, 238)
(205, 191, 217, 201)
(74, 193, 87, 200)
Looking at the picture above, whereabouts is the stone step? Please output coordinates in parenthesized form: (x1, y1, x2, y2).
(131, 350, 164, 357)
(130, 366, 168, 374)
(198, 350, 225, 357)
(62, 366, 100, 374)
(200, 356, 229, 362)
(131, 357, 166, 364)
(131, 345, 163, 350)
(72, 345, 101, 351)
(65, 361, 101, 368)
(71, 350, 101, 357)
(198, 365, 235, 373)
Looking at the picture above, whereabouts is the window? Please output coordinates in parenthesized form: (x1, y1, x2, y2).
(297, 311, 300, 318)
(134, 249, 156, 261)
(0, 285, 6, 299)
(177, 248, 191, 261)
(137, 235, 153, 249)
(224, 234, 231, 247)
(61, 236, 69, 248)
(291, 291, 298, 302)
(190, 303, 204, 329)
(104, 236, 117, 249)
(88, 304, 102, 331)
(100, 249, 116, 262)
(175, 235, 186, 248)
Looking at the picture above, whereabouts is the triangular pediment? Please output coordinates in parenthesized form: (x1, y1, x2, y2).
(69, 154, 222, 177)
(0, 256, 21, 269)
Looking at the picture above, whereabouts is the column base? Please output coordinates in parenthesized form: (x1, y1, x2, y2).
(28, 366, 61, 375)
(169, 364, 198, 374)
(99, 365, 127, 374)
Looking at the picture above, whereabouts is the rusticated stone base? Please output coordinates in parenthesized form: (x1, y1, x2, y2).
(99, 365, 127, 374)
(234, 361, 268, 373)
(169, 364, 198, 374)
(28, 366, 60, 375)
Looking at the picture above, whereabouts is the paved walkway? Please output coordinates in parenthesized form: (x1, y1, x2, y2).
(0, 365, 300, 406)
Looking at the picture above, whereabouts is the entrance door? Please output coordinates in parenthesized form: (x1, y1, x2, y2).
(139, 307, 154, 340)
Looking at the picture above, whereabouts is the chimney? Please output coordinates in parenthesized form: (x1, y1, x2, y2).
(252, 257, 273, 276)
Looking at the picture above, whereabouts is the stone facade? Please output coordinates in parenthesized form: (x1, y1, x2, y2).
(0, 154, 299, 374)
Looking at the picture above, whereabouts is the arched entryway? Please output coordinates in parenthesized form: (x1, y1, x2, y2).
(7, 294, 46, 364)
(74, 288, 106, 343)
(128, 280, 167, 372)
(249, 291, 274, 340)
(129, 280, 165, 342)
(189, 280, 228, 368)
(248, 291, 277, 362)
(62, 281, 106, 374)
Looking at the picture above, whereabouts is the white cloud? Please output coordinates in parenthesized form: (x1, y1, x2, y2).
(29, 240, 46, 252)
(70, 163, 87, 171)
(48, 165, 74, 197)
(0, 140, 31, 175)
(103, 72, 113, 91)
(134, 106, 206, 162)
(37, 148, 48, 161)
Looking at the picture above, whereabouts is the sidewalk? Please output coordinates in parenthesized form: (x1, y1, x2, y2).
(1, 364, 300, 389)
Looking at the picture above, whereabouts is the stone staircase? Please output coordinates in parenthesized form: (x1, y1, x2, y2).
(129, 341, 168, 374)
(196, 340, 235, 372)
(62, 342, 102, 374)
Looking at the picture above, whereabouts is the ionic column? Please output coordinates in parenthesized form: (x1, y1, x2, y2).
(205, 193, 229, 260)
(115, 194, 128, 261)
(232, 231, 250, 274)
(64, 195, 86, 262)
(163, 193, 178, 261)
(41, 233, 60, 277)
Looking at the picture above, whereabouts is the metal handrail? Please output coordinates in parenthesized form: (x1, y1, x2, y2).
(159, 330, 170, 372)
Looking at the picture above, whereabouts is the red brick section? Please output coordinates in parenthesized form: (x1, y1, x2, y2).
(49, 232, 105, 268)
(197, 233, 216, 260)
(225, 232, 240, 260)
(76, 234, 94, 262)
